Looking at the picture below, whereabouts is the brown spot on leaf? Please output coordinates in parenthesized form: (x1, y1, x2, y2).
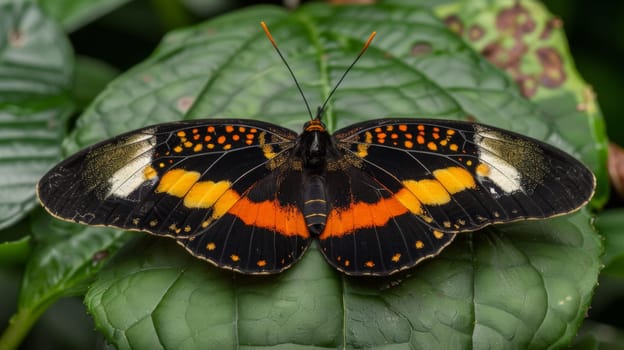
(92, 250, 109, 263)
(468, 25, 485, 41)
(411, 42, 432, 56)
(497, 3, 536, 38)
(177, 96, 195, 112)
(609, 143, 624, 199)
(540, 17, 563, 40)
(444, 15, 464, 35)
(481, 40, 528, 69)
(8, 30, 25, 47)
(516, 75, 538, 98)
(537, 47, 566, 87)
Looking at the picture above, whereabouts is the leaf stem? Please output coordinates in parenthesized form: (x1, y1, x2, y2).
(0, 307, 42, 350)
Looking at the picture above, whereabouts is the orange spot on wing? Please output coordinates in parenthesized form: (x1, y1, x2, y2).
(227, 198, 309, 238)
(476, 163, 490, 176)
(320, 196, 408, 239)
(143, 166, 157, 180)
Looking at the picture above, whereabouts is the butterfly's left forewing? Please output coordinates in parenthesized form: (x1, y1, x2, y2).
(37, 119, 298, 241)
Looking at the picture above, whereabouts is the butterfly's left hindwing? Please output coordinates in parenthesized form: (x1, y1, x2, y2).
(37, 119, 298, 242)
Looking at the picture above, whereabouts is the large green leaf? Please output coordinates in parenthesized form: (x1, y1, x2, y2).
(72, 4, 603, 348)
(86, 211, 599, 349)
(595, 208, 624, 278)
(0, 0, 73, 230)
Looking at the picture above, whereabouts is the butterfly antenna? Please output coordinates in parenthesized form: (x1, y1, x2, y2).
(316, 31, 376, 120)
(261, 21, 314, 120)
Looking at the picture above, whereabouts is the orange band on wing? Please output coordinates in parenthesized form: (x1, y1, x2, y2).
(227, 198, 309, 238)
(319, 196, 408, 239)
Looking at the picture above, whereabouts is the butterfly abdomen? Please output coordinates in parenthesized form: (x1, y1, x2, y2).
(302, 174, 328, 235)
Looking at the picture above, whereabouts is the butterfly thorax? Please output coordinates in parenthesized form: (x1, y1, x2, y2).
(295, 119, 336, 235)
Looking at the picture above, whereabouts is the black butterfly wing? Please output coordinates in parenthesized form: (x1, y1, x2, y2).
(318, 166, 456, 276)
(318, 118, 594, 275)
(179, 167, 312, 274)
(37, 119, 299, 239)
(335, 118, 594, 231)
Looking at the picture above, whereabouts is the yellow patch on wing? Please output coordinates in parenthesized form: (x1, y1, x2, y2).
(183, 180, 232, 208)
(401, 166, 476, 206)
(394, 188, 424, 215)
(402, 179, 450, 205)
(156, 169, 200, 197)
(432, 167, 476, 194)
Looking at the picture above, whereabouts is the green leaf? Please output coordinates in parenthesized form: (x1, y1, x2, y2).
(86, 211, 599, 348)
(0, 0, 73, 230)
(0, 211, 132, 350)
(595, 208, 624, 278)
(71, 4, 603, 348)
(37, 0, 132, 32)
(20, 211, 131, 310)
(0, 236, 30, 264)
(422, 0, 609, 208)
(72, 55, 120, 111)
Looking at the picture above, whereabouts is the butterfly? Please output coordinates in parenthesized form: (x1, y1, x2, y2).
(36, 23, 595, 276)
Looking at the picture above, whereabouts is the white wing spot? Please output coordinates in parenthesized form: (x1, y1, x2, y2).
(107, 130, 157, 198)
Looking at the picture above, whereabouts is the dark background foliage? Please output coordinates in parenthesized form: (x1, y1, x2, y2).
(1, 0, 623, 348)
